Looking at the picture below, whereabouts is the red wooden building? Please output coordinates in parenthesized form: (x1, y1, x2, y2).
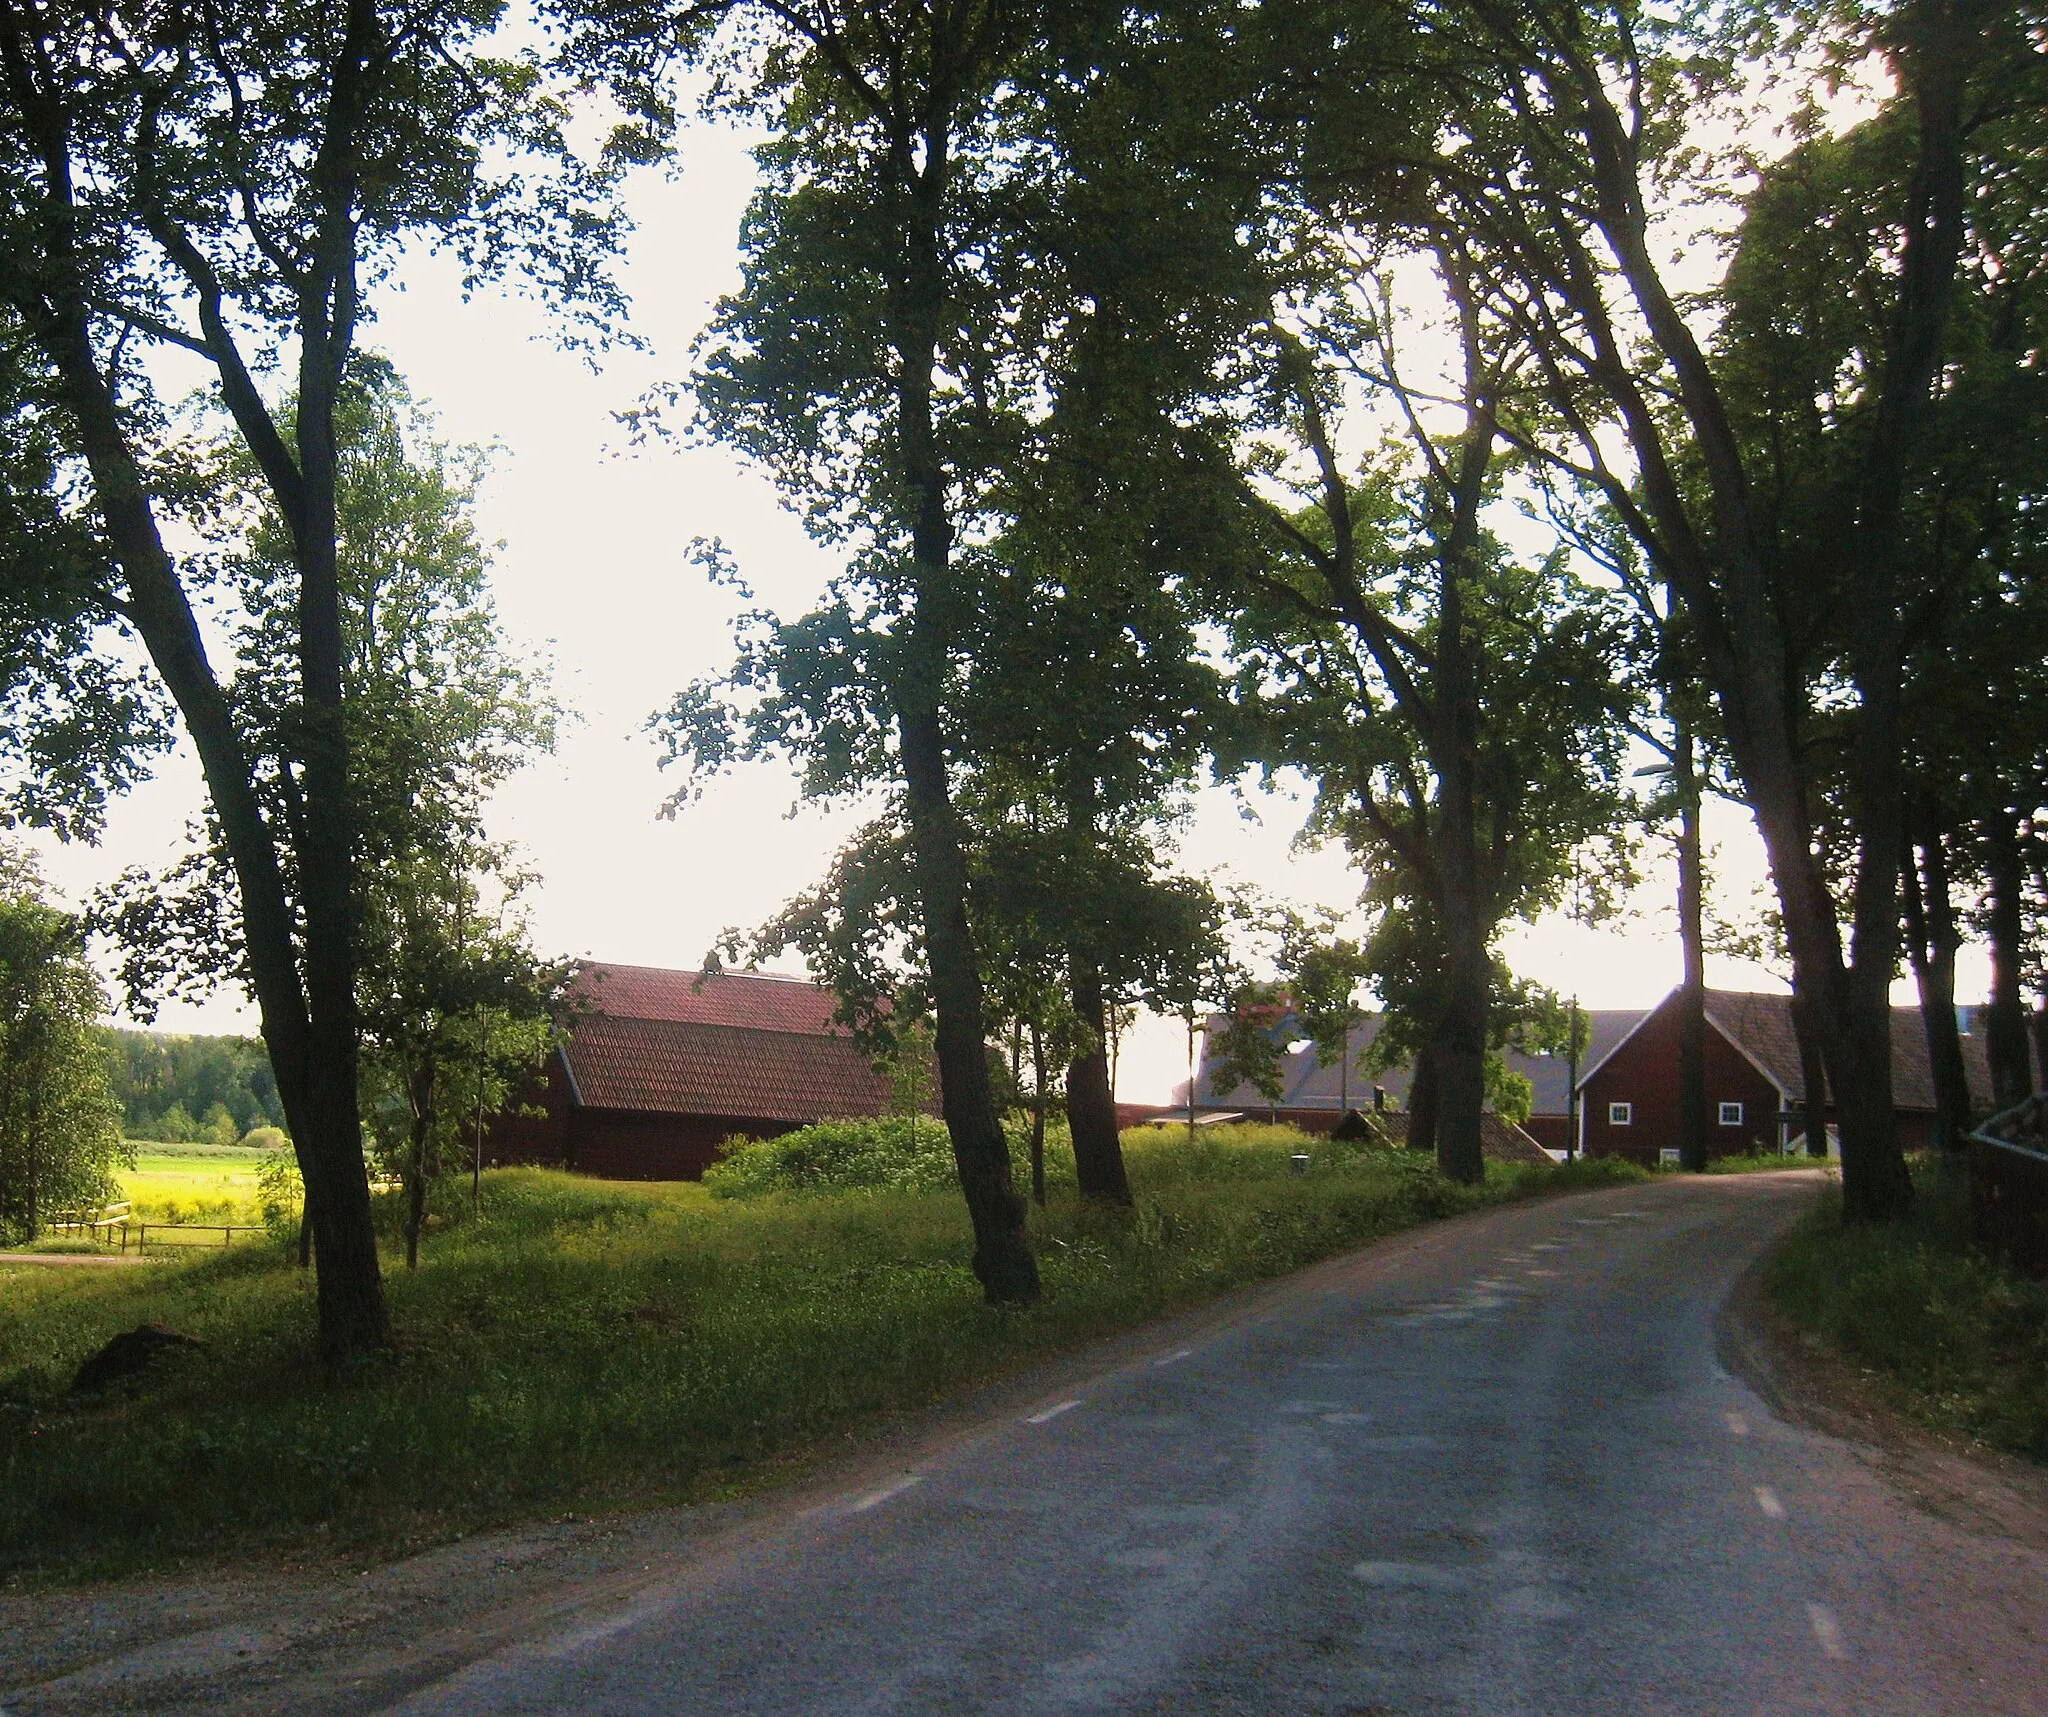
(485, 963, 902, 1180)
(1577, 987, 1993, 1166)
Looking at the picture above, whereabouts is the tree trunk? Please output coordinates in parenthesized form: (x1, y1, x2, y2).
(1029, 1021, 1046, 1208)
(1433, 952, 1487, 1186)
(1790, 984, 1831, 1158)
(1983, 808, 2033, 1108)
(1432, 837, 1489, 1183)
(1553, 19, 1966, 1224)
(403, 1056, 436, 1272)
(405, 1117, 428, 1272)
(898, 702, 1036, 1301)
(1901, 815, 1973, 1152)
(1675, 734, 1709, 1172)
(1430, 414, 1489, 1189)
(36, 305, 388, 1354)
(1405, 1042, 1440, 1155)
(1066, 957, 1132, 1205)
(1565, 997, 1582, 1161)
(2032, 999, 2048, 1098)
(884, 122, 1036, 1305)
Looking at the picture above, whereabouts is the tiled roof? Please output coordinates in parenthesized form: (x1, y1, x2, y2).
(1192, 1010, 1646, 1119)
(1481, 1114, 1556, 1166)
(572, 962, 844, 1034)
(1700, 989, 1993, 1111)
(564, 1016, 897, 1122)
(558, 963, 902, 1122)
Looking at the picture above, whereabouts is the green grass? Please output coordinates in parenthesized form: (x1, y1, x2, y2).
(0, 1126, 1641, 1580)
(117, 1140, 266, 1224)
(1705, 1150, 1830, 1175)
(1767, 1163, 2048, 1461)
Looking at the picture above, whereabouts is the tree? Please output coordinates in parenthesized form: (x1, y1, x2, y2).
(1204, 248, 1635, 1181)
(95, 369, 568, 1275)
(599, 0, 1085, 1301)
(0, 848, 126, 1241)
(0, 0, 628, 1354)
(1390, 0, 2045, 1217)
(101, 1029, 285, 1139)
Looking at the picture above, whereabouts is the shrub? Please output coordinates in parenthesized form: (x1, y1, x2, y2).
(705, 1116, 962, 1196)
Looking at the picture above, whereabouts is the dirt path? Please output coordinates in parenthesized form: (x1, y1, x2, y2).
(0, 1253, 152, 1267)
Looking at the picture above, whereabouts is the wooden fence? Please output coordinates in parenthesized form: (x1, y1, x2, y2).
(49, 1200, 131, 1243)
(1970, 1097, 2048, 1278)
(46, 1201, 269, 1255)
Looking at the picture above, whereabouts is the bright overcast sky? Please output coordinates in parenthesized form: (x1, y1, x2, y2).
(22, 93, 1986, 1104)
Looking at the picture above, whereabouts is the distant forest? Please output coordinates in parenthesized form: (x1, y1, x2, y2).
(102, 1030, 286, 1143)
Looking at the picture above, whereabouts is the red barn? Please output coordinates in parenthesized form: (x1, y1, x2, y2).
(485, 964, 903, 1181)
(1578, 987, 1993, 1166)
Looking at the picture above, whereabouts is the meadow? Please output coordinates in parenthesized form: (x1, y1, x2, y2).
(115, 1139, 268, 1224)
(0, 1125, 1639, 1580)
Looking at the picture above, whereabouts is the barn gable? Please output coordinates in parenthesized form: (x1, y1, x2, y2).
(1578, 987, 1993, 1163)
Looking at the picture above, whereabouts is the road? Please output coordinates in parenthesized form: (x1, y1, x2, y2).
(368, 1171, 2045, 1716)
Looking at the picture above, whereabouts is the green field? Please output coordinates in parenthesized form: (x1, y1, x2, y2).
(1, 1127, 1641, 1579)
(115, 1139, 268, 1225)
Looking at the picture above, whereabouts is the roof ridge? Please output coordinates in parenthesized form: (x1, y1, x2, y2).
(578, 960, 822, 987)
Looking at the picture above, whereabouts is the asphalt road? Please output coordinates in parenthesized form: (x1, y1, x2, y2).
(376, 1171, 2045, 1716)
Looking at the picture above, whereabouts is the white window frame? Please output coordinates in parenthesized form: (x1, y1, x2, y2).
(1608, 1101, 1633, 1126)
(1718, 1101, 1745, 1127)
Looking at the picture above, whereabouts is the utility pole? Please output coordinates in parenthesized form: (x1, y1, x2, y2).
(1566, 994, 1582, 1163)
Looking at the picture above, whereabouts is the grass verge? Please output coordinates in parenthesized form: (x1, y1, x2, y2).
(1, 1127, 1640, 1581)
(1766, 1161, 2048, 1462)
(1705, 1150, 1832, 1176)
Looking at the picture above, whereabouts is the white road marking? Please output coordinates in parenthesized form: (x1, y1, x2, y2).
(1152, 1348, 1193, 1367)
(1724, 1412, 1751, 1436)
(1806, 1603, 1847, 1659)
(848, 1474, 923, 1513)
(1497, 1585, 1575, 1620)
(1524, 1268, 1559, 1279)
(1352, 1560, 1472, 1592)
(1754, 1486, 1787, 1519)
(1319, 1411, 1373, 1425)
(1027, 1399, 1083, 1425)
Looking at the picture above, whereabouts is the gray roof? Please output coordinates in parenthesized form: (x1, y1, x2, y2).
(1691, 989, 1991, 1111)
(1189, 1009, 1647, 1119)
(1188, 989, 1994, 1118)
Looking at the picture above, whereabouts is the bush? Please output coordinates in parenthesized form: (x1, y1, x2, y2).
(240, 1124, 289, 1153)
(704, 1116, 961, 1196)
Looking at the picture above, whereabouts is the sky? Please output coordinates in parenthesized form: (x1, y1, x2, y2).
(21, 85, 1991, 1106)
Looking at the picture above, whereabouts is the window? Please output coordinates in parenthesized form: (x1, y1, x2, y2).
(1718, 1102, 1745, 1127)
(1609, 1102, 1633, 1126)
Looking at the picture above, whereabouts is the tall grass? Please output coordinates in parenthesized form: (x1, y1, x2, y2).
(1, 1127, 1639, 1579)
(1767, 1164, 2048, 1461)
